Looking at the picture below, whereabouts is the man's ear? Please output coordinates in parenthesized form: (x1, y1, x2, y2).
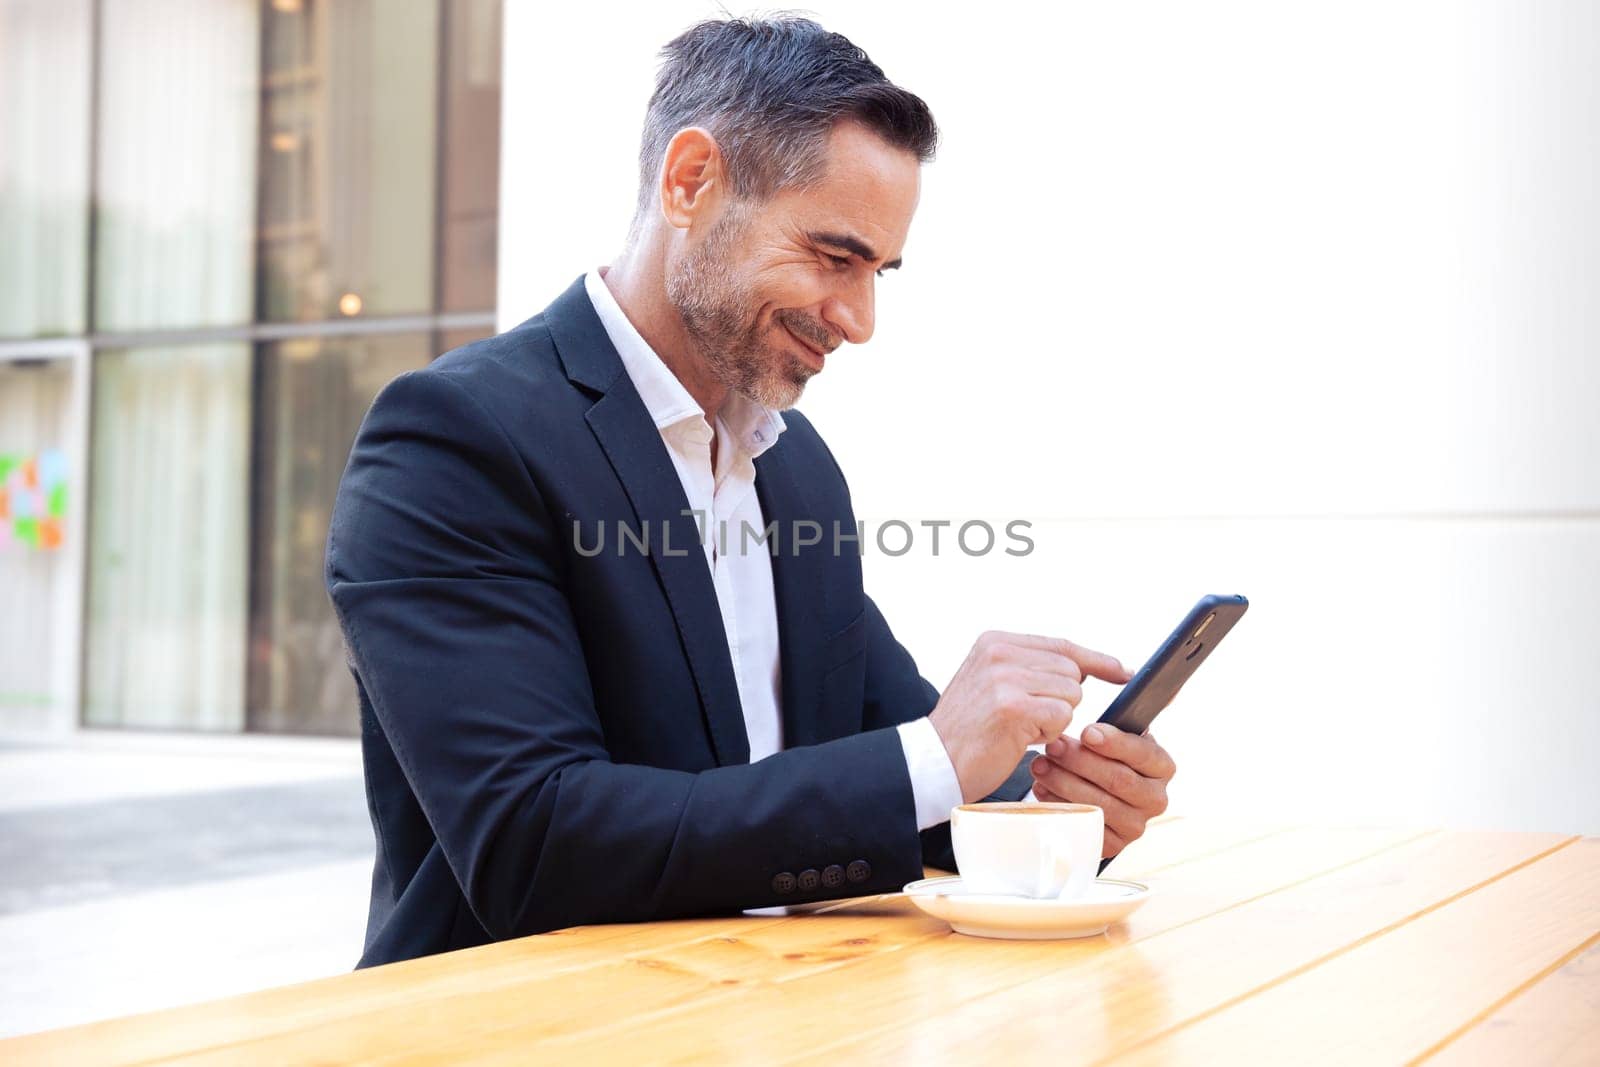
(658, 126, 725, 230)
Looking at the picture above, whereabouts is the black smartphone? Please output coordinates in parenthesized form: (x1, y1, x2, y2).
(1096, 594, 1249, 735)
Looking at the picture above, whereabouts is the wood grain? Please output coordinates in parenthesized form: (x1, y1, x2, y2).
(802, 829, 1572, 1066)
(0, 912, 798, 1064)
(0, 815, 1260, 1065)
(1106, 837, 1599, 1066)
(3, 822, 1590, 1067)
(147, 818, 1286, 1067)
(374, 825, 1424, 1065)
(1099, 815, 1291, 879)
(1412, 932, 1600, 1066)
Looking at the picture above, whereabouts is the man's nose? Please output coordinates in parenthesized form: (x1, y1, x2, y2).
(822, 277, 875, 346)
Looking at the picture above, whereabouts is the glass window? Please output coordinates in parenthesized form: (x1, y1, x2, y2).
(440, 0, 502, 313)
(246, 332, 432, 735)
(0, 358, 78, 731)
(93, 0, 259, 333)
(0, 0, 92, 338)
(258, 0, 441, 322)
(437, 325, 495, 355)
(84, 344, 251, 730)
(5, 0, 501, 738)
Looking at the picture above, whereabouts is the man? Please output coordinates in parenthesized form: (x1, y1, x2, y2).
(327, 16, 1176, 969)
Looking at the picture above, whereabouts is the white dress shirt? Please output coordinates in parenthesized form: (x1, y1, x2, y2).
(585, 268, 963, 830)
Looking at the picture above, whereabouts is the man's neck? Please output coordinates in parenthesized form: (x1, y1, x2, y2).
(599, 256, 729, 418)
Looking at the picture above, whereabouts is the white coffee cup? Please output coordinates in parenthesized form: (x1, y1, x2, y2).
(950, 801, 1104, 899)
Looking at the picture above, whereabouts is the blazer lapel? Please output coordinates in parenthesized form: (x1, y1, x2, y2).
(754, 441, 830, 749)
(543, 276, 750, 767)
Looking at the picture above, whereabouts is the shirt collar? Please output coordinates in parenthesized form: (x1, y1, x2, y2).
(584, 268, 786, 459)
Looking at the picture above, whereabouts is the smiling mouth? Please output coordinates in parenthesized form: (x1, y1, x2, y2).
(782, 323, 828, 371)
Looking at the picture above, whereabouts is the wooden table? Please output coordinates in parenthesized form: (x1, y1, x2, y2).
(5, 818, 1596, 1065)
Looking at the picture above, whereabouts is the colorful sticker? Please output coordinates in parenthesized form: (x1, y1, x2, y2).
(0, 450, 67, 551)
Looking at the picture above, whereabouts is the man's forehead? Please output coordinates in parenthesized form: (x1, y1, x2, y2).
(814, 122, 921, 197)
(784, 125, 920, 254)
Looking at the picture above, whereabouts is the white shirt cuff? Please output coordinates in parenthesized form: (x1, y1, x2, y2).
(895, 717, 966, 831)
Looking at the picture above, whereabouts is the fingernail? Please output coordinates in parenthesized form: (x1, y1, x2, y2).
(1030, 757, 1047, 776)
(1046, 740, 1065, 758)
(1084, 726, 1105, 746)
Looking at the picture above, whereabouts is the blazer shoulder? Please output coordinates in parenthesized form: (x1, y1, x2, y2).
(403, 315, 587, 438)
(428, 316, 563, 394)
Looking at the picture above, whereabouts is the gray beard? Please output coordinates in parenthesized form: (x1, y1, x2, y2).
(664, 213, 815, 411)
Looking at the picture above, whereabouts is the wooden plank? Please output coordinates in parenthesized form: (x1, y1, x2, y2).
(146, 819, 1288, 1066)
(0, 815, 1274, 1065)
(799, 829, 1572, 1065)
(0, 913, 790, 1066)
(358, 825, 1426, 1065)
(1106, 837, 1600, 1066)
(159, 911, 946, 1067)
(1420, 934, 1600, 1066)
(1101, 816, 1292, 879)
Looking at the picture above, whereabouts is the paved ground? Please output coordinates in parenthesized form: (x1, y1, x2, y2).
(0, 731, 373, 1038)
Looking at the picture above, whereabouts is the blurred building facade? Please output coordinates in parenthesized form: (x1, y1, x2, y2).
(0, 0, 503, 736)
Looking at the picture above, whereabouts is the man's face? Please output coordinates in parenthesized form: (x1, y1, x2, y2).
(665, 120, 921, 410)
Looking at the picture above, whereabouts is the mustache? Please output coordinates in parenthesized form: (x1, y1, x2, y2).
(774, 310, 840, 354)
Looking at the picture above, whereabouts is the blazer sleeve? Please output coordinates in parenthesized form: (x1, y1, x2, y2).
(855, 600, 1117, 876)
(326, 369, 929, 940)
(852, 593, 1035, 872)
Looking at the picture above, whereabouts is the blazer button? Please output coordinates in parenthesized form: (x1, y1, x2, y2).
(821, 864, 845, 889)
(846, 860, 871, 884)
(797, 868, 821, 892)
(772, 872, 797, 894)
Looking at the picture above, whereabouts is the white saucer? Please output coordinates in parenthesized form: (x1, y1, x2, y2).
(902, 876, 1151, 940)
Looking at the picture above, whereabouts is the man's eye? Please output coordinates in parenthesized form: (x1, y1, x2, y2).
(825, 253, 884, 278)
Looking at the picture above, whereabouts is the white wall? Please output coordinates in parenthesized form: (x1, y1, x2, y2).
(500, 1, 1600, 835)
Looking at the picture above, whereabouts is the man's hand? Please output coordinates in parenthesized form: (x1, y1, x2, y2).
(1030, 725, 1176, 859)
(929, 632, 1132, 804)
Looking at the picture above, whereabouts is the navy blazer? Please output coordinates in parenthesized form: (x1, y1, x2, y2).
(327, 275, 1033, 968)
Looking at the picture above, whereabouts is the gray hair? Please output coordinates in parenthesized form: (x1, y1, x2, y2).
(628, 14, 938, 244)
